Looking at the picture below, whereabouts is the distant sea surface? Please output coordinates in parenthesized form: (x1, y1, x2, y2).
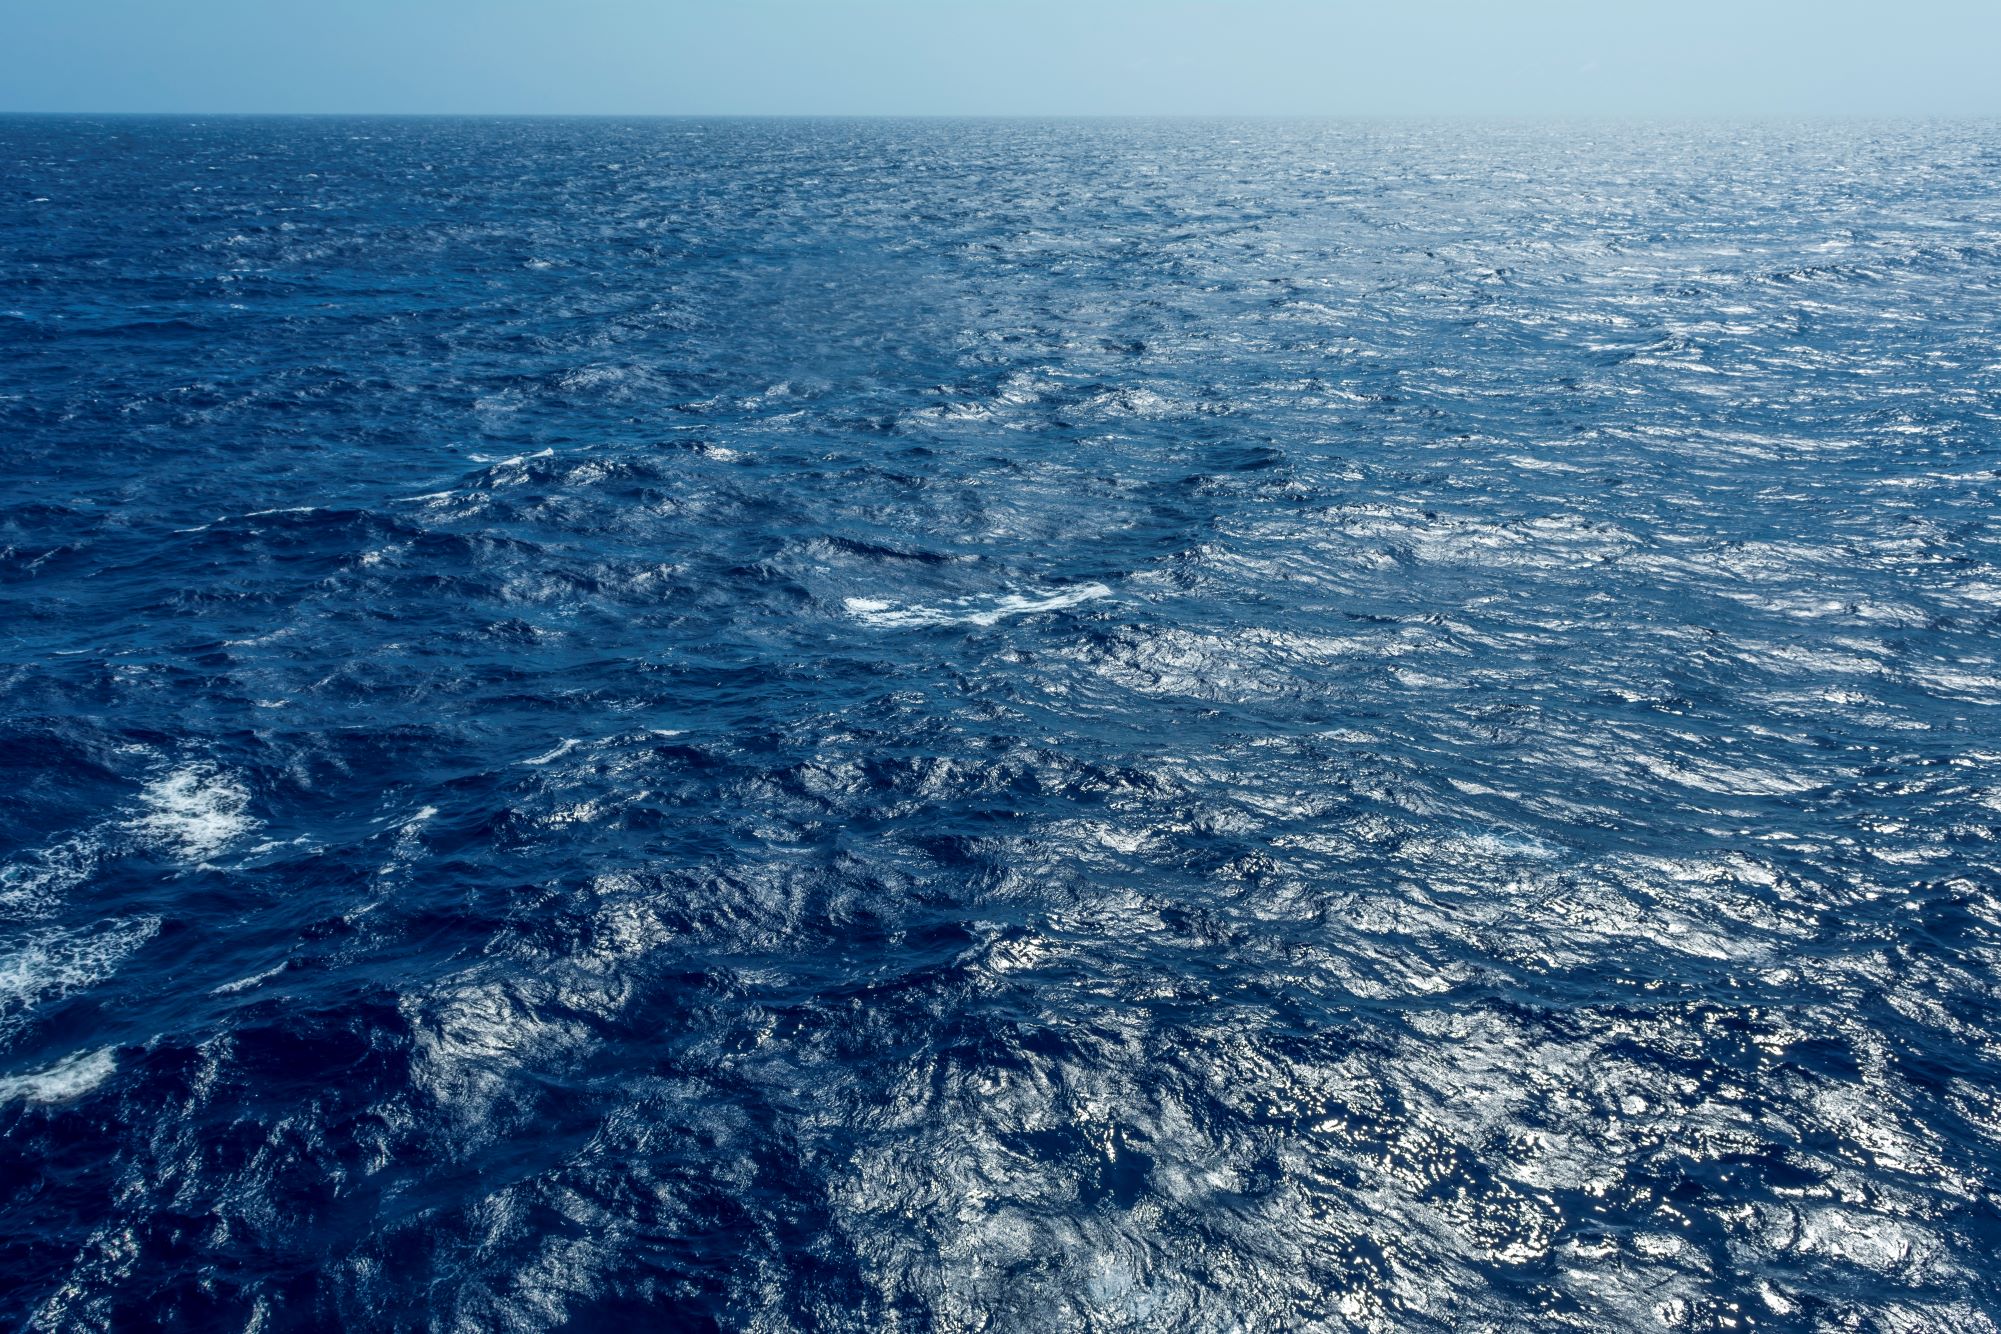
(3, 117, 1999, 1331)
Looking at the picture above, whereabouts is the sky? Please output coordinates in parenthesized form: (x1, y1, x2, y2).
(4, 0, 1999, 117)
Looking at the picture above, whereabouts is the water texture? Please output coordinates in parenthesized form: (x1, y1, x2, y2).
(2, 117, 1999, 1331)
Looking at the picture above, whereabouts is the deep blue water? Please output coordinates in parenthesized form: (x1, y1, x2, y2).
(3, 116, 2000, 1331)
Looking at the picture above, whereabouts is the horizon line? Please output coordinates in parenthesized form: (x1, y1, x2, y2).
(6, 109, 1998, 122)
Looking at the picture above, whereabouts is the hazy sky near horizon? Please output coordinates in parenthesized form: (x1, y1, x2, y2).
(6, 0, 1999, 117)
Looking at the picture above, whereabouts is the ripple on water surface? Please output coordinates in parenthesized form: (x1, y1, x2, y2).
(1, 117, 1999, 1331)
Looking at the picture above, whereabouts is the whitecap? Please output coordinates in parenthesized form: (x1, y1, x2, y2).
(1455, 829, 1563, 861)
(212, 961, 288, 995)
(845, 583, 1112, 629)
(129, 763, 258, 862)
(1, 833, 101, 919)
(0, 917, 159, 1037)
(0, 1046, 117, 1104)
(523, 739, 584, 766)
(171, 505, 318, 533)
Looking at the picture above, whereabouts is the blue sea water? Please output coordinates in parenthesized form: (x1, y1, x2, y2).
(2, 115, 2000, 1331)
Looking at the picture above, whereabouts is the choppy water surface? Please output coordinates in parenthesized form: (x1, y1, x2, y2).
(3, 117, 2000, 1331)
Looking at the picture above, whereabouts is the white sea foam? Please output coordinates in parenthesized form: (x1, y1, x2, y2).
(212, 961, 289, 995)
(130, 764, 258, 862)
(0, 1046, 117, 1104)
(469, 447, 554, 465)
(1, 833, 101, 919)
(523, 739, 584, 766)
(0, 917, 159, 1037)
(1455, 829, 1563, 861)
(845, 583, 1111, 629)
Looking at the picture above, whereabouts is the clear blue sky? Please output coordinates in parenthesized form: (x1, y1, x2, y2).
(5, 0, 1998, 116)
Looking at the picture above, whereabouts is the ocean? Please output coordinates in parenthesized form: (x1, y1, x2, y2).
(2, 116, 1999, 1330)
